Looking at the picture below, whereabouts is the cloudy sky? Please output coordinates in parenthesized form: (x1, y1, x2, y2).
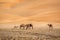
(0, 0, 60, 23)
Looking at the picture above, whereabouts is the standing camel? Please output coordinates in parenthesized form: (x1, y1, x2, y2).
(20, 24, 25, 29)
(26, 24, 33, 30)
(47, 24, 53, 32)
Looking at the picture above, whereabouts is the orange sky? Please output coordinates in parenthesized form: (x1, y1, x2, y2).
(0, 0, 60, 23)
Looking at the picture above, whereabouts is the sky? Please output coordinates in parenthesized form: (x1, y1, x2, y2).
(0, 0, 60, 23)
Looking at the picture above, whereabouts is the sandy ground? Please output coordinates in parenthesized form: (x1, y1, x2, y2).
(0, 22, 60, 40)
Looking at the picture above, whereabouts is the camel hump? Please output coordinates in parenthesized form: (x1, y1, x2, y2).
(48, 24, 53, 27)
(26, 24, 33, 27)
(30, 24, 33, 26)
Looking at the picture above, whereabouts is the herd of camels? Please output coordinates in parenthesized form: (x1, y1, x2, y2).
(13, 24, 53, 32)
(14, 24, 33, 30)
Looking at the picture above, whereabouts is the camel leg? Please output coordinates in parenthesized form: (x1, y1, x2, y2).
(20, 27, 21, 29)
(26, 27, 28, 30)
(49, 27, 52, 32)
(20, 27, 22, 29)
(23, 27, 24, 29)
(31, 26, 33, 29)
(32, 26, 33, 29)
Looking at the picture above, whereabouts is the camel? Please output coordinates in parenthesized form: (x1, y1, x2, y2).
(25, 24, 33, 30)
(20, 24, 25, 29)
(20, 24, 33, 30)
(47, 24, 53, 32)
